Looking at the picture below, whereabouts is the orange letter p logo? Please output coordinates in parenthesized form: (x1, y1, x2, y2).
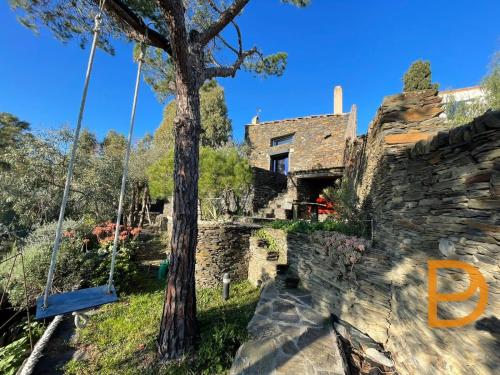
(428, 260, 488, 328)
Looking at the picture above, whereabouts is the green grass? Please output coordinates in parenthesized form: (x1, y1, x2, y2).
(64, 278, 259, 375)
(268, 219, 368, 237)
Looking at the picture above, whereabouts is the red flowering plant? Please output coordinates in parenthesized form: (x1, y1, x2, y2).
(91, 221, 141, 248)
(87, 222, 141, 292)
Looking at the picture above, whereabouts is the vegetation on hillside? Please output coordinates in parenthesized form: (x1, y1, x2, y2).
(0, 220, 140, 307)
(445, 52, 500, 126)
(0, 125, 153, 235)
(147, 145, 252, 220)
(268, 219, 368, 238)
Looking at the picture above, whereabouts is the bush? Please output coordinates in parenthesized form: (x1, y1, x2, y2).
(269, 219, 368, 238)
(0, 220, 90, 307)
(0, 220, 140, 308)
(85, 242, 139, 293)
(0, 320, 45, 375)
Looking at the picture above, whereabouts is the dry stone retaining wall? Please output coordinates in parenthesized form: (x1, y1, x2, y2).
(343, 91, 500, 375)
(194, 222, 259, 288)
(246, 92, 499, 375)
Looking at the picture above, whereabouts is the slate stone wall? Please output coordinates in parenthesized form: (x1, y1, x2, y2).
(247, 228, 389, 342)
(245, 114, 350, 173)
(195, 222, 259, 288)
(342, 91, 500, 375)
(247, 229, 288, 287)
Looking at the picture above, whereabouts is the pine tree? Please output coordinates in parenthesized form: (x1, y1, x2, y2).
(9, 0, 310, 359)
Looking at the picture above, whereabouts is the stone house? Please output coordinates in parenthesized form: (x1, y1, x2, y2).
(246, 86, 357, 218)
(438, 85, 486, 119)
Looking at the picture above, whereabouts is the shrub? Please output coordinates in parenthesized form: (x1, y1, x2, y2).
(0, 220, 140, 308)
(0, 221, 90, 307)
(0, 320, 45, 375)
(85, 242, 139, 293)
(91, 221, 141, 247)
(269, 219, 368, 238)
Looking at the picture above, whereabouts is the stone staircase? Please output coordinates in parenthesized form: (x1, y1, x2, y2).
(256, 191, 292, 220)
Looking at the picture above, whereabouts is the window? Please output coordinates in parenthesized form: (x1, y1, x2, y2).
(271, 153, 289, 175)
(271, 134, 294, 146)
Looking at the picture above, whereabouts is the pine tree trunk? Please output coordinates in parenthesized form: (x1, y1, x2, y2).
(157, 49, 202, 359)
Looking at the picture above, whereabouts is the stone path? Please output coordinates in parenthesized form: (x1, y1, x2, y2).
(230, 283, 347, 375)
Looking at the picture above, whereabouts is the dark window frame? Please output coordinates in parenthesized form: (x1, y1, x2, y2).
(271, 133, 294, 147)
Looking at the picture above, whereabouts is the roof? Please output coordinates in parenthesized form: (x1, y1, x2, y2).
(246, 113, 349, 127)
(439, 85, 481, 94)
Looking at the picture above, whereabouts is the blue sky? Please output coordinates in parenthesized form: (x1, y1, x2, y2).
(1, 0, 499, 143)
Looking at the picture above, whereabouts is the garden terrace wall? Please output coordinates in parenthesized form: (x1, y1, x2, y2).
(251, 229, 391, 344)
(195, 222, 260, 288)
(343, 91, 500, 375)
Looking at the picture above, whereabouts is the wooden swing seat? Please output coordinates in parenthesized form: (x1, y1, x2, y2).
(35, 285, 118, 320)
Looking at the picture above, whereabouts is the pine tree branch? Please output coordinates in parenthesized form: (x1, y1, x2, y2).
(205, 47, 258, 78)
(200, 0, 250, 46)
(157, 0, 191, 80)
(99, 0, 172, 54)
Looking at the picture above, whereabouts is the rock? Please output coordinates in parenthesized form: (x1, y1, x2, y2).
(364, 348, 394, 368)
(439, 238, 455, 257)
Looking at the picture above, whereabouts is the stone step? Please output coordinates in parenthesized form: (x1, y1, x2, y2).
(230, 283, 348, 375)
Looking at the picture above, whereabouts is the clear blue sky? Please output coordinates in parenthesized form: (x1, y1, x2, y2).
(1, 1, 499, 143)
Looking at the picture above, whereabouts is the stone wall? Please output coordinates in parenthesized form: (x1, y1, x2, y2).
(247, 92, 499, 375)
(245, 114, 350, 173)
(250, 229, 391, 344)
(195, 222, 260, 288)
(342, 91, 500, 375)
(247, 229, 288, 287)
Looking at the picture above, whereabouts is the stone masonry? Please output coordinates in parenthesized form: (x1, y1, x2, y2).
(194, 222, 260, 288)
(247, 229, 288, 287)
(240, 92, 498, 375)
(246, 114, 351, 173)
(249, 167, 287, 213)
(343, 91, 500, 375)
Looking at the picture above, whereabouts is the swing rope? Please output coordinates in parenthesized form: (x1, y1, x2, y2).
(107, 44, 145, 293)
(43, 0, 107, 308)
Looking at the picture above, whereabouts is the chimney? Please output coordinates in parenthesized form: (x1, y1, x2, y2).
(334, 85, 343, 115)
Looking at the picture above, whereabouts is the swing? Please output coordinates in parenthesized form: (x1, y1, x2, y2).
(35, 0, 145, 322)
